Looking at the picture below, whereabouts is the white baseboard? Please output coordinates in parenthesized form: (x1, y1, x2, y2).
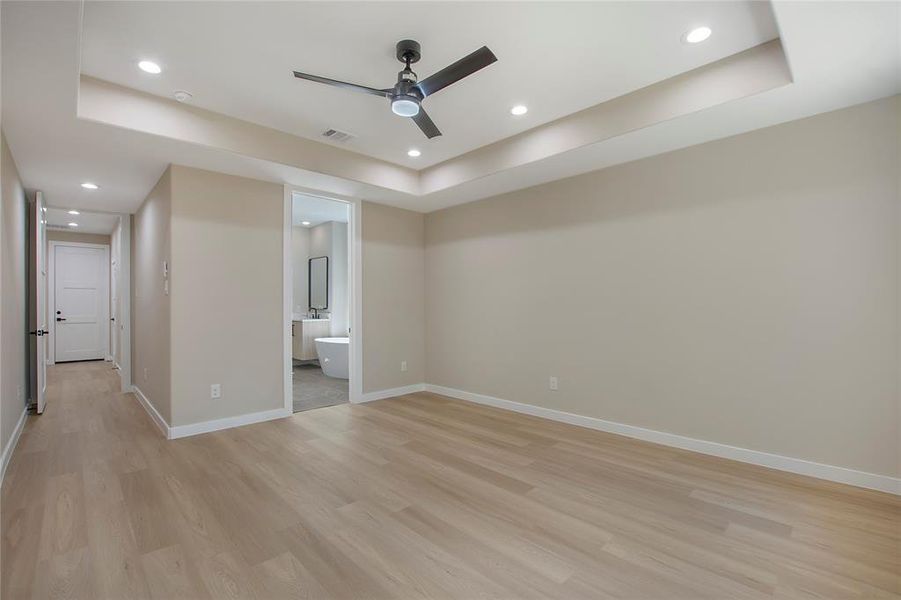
(169, 407, 292, 439)
(131, 385, 170, 438)
(357, 383, 426, 404)
(1, 406, 28, 485)
(424, 384, 900, 496)
(131, 385, 291, 440)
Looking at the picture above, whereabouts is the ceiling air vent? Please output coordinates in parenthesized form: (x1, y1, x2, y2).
(321, 128, 355, 143)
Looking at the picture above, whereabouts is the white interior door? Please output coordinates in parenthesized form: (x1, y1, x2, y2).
(54, 244, 109, 363)
(30, 193, 48, 413)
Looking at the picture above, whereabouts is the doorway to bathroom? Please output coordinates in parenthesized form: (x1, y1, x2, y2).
(284, 190, 358, 412)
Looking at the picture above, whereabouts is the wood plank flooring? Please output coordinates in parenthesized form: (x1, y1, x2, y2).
(2, 360, 898, 599)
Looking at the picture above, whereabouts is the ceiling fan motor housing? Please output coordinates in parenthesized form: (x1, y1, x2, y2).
(390, 65, 423, 117)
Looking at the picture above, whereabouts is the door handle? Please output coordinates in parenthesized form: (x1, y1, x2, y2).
(56, 317, 66, 322)
(29, 330, 43, 336)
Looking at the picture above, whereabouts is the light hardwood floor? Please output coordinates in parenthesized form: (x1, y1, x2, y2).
(2, 361, 898, 599)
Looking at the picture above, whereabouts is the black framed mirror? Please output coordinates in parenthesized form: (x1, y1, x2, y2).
(309, 256, 329, 310)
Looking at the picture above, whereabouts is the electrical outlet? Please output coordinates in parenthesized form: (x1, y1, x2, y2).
(401, 361, 408, 372)
(549, 376, 558, 391)
(143, 367, 148, 382)
(210, 384, 221, 399)
(16, 385, 22, 402)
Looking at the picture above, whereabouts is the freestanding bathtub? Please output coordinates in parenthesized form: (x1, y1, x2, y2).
(315, 337, 349, 379)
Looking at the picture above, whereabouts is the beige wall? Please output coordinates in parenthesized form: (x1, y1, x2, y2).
(307, 220, 349, 335)
(1, 132, 28, 453)
(291, 226, 310, 315)
(169, 165, 284, 426)
(132, 167, 172, 422)
(132, 165, 425, 420)
(362, 201, 425, 392)
(426, 96, 900, 478)
(47, 230, 110, 245)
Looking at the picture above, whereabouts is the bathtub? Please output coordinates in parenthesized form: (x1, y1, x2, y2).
(315, 337, 349, 379)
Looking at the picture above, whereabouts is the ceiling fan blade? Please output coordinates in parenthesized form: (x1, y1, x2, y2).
(415, 46, 497, 97)
(412, 107, 442, 139)
(293, 71, 390, 97)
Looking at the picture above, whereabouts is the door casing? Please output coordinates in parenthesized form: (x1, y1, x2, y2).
(283, 186, 363, 409)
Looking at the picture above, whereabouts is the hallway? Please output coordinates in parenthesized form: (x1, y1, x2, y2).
(3, 362, 899, 599)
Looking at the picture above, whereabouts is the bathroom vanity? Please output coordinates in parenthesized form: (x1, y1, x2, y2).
(292, 319, 330, 361)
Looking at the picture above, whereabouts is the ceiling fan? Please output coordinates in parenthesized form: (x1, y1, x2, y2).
(292, 40, 497, 139)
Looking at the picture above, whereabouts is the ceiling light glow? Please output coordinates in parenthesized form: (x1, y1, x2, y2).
(510, 105, 528, 116)
(391, 97, 420, 117)
(68, 210, 80, 215)
(68, 222, 79, 227)
(301, 221, 311, 226)
(407, 149, 421, 158)
(683, 26, 712, 44)
(138, 60, 162, 74)
(81, 182, 99, 190)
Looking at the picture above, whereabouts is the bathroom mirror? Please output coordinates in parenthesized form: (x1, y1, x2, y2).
(309, 256, 328, 310)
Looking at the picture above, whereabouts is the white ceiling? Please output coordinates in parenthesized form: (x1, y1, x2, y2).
(80, 1, 778, 168)
(292, 192, 349, 227)
(2, 1, 402, 214)
(45, 208, 118, 234)
(2, 1, 899, 216)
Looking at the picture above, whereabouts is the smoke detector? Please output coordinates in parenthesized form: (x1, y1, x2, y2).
(173, 90, 193, 103)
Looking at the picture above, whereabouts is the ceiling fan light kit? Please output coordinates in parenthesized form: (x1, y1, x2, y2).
(293, 39, 497, 139)
(391, 97, 420, 117)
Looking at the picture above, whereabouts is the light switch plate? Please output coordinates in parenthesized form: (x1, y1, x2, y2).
(549, 376, 558, 391)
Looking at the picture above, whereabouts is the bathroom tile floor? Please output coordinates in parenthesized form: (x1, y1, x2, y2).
(292, 361, 349, 412)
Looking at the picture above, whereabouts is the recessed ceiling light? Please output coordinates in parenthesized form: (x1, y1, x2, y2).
(510, 105, 528, 116)
(81, 182, 99, 190)
(68, 210, 80, 215)
(68, 222, 79, 228)
(138, 60, 162, 74)
(407, 149, 421, 158)
(173, 90, 193, 103)
(683, 26, 712, 44)
(301, 221, 311, 226)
